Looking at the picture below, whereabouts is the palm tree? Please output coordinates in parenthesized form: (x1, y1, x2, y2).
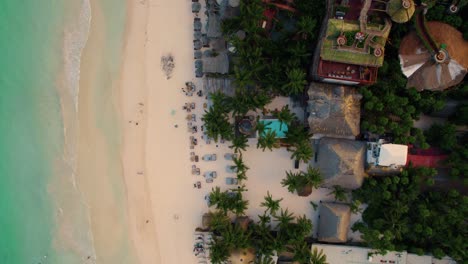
(230, 134, 249, 154)
(281, 167, 323, 197)
(255, 117, 269, 135)
(233, 156, 250, 179)
(296, 15, 317, 39)
(290, 141, 314, 163)
(208, 210, 231, 232)
(257, 130, 279, 151)
(329, 185, 348, 202)
(202, 107, 234, 142)
(282, 68, 307, 95)
(274, 105, 296, 129)
(210, 237, 230, 264)
(284, 123, 310, 145)
(260, 191, 283, 216)
(295, 215, 313, 238)
(310, 247, 329, 264)
(274, 208, 294, 231)
(291, 240, 312, 264)
(281, 171, 301, 194)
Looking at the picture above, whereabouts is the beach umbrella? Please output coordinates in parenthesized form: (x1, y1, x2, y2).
(194, 31, 202, 40)
(192, 2, 201, 13)
(399, 21, 468, 91)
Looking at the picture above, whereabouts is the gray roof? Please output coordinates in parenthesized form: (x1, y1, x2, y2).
(318, 202, 351, 243)
(203, 52, 229, 74)
(308, 83, 362, 138)
(203, 77, 235, 96)
(315, 138, 366, 189)
(206, 12, 222, 38)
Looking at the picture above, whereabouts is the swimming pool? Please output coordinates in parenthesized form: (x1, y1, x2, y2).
(259, 119, 288, 138)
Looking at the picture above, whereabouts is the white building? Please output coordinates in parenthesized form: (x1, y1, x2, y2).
(311, 244, 456, 264)
(366, 140, 408, 175)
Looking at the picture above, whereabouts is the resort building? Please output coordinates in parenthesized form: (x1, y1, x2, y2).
(307, 82, 362, 139)
(317, 202, 351, 243)
(311, 244, 457, 264)
(366, 140, 408, 176)
(312, 0, 396, 85)
(314, 137, 366, 189)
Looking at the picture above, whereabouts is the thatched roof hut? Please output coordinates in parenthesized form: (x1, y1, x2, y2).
(317, 202, 351, 243)
(308, 83, 361, 138)
(386, 0, 415, 23)
(315, 138, 366, 189)
(228, 248, 256, 264)
(399, 21, 468, 91)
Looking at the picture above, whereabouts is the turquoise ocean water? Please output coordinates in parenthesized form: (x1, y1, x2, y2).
(0, 0, 127, 263)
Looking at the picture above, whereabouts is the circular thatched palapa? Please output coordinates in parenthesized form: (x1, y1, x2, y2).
(337, 35, 346, 46)
(399, 21, 468, 91)
(386, 0, 415, 23)
(228, 248, 255, 264)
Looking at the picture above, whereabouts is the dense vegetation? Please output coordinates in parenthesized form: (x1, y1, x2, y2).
(207, 190, 329, 264)
(352, 167, 468, 262)
(425, 2, 468, 39)
(359, 23, 446, 147)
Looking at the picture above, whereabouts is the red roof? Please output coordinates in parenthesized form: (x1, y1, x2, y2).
(406, 147, 448, 168)
(263, 8, 276, 19)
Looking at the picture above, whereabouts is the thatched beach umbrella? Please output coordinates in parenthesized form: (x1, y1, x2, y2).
(386, 0, 415, 23)
(399, 21, 468, 91)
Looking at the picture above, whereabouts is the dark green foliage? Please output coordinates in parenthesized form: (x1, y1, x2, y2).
(352, 167, 468, 262)
(229, 134, 249, 154)
(424, 123, 457, 151)
(208, 187, 249, 216)
(257, 130, 279, 151)
(289, 141, 314, 163)
(281, 166, 323, 195)
(202, 106, 234, 142)
(450, 103, 468, 125)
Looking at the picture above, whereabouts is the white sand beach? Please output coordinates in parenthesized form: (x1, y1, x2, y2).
(77, 0, 363, 263)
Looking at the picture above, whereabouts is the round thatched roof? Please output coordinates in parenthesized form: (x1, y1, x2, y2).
(399, 21, 468, 91)
(386, 0, 415, 23)
(229, 248, 256, 264)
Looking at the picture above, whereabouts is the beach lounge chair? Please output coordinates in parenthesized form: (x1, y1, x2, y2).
(226, 165, 237, 173)
(195, 68, 203, 78)
(194, 31, 202, 40)
(204, 171, 217, 178)
(202, 154, 216, 161)
(225, 177, 239, 185)
(224, 153, 238, 160)
(193, 40, 202, 50)
(194, 51, 202, 59)
(193, 18, 202, 31)
(205, 178, 214, 183)
(192, 2, 201, 13)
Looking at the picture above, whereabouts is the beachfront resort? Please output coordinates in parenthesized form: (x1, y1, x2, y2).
(182, 0, 467, 263)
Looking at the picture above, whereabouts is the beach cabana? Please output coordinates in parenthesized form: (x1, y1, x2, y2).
(308, 83, 362, 138)
(192, 2, 201, 13)
(203, 52, 229, 74)
(317, 202, 351, 243)
(315, 138, 366, 190)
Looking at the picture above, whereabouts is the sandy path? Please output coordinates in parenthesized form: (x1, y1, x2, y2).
(118, 0, 161, 263)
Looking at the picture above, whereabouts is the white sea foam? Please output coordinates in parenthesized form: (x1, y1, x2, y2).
(56, 0, 98, 261)
(63, 0, 91, 112)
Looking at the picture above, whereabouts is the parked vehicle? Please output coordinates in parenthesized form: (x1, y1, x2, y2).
(202, 154, 216, 161)
(225, 177, 239, 185)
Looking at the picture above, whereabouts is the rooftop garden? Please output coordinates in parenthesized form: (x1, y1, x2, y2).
(321, 19, 387, 67)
